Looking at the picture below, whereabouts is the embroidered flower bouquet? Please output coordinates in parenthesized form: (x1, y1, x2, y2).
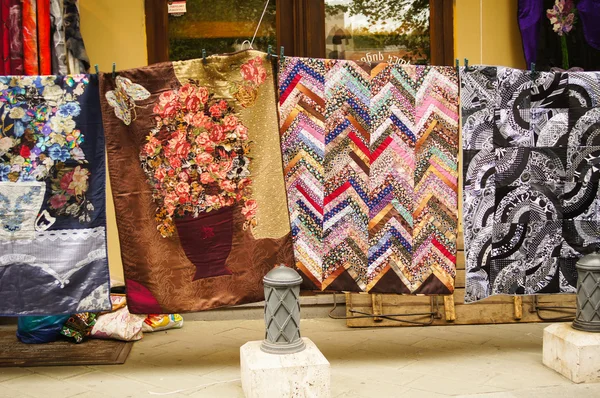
(140, 81, 256, 238)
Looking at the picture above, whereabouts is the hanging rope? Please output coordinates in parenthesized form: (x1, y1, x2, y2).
(249, 0, 271, 49)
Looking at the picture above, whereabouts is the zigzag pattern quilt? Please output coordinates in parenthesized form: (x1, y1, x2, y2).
(462, 66, 600, 303)
(279, 57, 459, 294)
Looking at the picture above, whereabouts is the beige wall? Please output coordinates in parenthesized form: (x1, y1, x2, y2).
(455, 0, 526, 69)
(80, 0, 148, 284)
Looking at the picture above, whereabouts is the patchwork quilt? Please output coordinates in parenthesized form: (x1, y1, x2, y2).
(100, 50, 294, 313)
(279, 57, 459, 294)
(0, 74, 110, 315)
(462, 66, 600, 302)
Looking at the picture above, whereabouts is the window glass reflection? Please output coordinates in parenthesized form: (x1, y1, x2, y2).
(325, 0, 430, 64)
(168, 0, 276, 61)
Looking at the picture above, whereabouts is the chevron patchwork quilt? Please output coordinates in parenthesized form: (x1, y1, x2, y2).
(462, 66, 600, 303)
(279, 57, 459, 294)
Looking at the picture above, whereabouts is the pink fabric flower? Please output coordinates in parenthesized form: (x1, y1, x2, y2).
(220, 180, 237, 193)
(178, 171, 190, 182)
(241, 57, 267, 85)
(241, 199, 257, 220)
(196, 152, 213, 164)
(209, 104, 223, 118)
(234, 124, 248, 140)
(178, 83, 196, 102)
(191, 112, 211, 129)
(195, 132, 211, 146)
(205, 195, 220, 207)
(49, 194, 67, 209)
(158, 91, 177, 106)
(60, 170, 75, 194)
(167, 131, 191, 159)
(210, 125, 225, 142)
(197, 87, 209, 104)
(220, 158, 234, 173)
(200, 172, 215, 184)
(168, 156, 182, 168)
(185, 94, 202, 113)
(223, 115, 239, 131)
(208, 163, 221, 174)
(144, 137, 160, 156)
(154, 168, 166, 182)
(175, 181, 190, 201)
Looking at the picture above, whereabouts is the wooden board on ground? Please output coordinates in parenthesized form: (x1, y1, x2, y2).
(0, 329, 133, 367)
(345, 236, 577, 327)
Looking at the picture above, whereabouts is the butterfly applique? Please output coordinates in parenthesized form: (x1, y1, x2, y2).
(105, 76, 151, 125)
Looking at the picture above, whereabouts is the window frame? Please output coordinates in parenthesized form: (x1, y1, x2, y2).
(146, 0, 454, 65)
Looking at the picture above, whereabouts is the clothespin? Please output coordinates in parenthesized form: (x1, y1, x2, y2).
(464, 58, 469, 69)
(455, 59, 459, 74)
(267, 45, 272, 60)
(94, 64, 99, 75)
(280, 46, 285, 62)
(202, 49, 207, 64)
(112, 63, 116, 78)
(530, 62, 537, 79)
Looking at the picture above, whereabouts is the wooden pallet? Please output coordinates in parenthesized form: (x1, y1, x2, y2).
(345, 236, 576, 327)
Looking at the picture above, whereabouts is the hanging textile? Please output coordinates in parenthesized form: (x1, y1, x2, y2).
(37, 0, 52, 75)
(22, 0, 38, 75)
(50, 0, 67, 75)
(517, 0, 600, 70)
(7, 0, 23, 75)
(279, 57, 459, 294)
(0, 74, 111, 315)
(0, 1, 9, 74)
(64, 0, 89, 74)
(99, 50, 294, 313)
(461, 65, 600, 303)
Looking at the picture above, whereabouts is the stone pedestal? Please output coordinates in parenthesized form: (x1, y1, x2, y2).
(240, 338, 330, 398)
(543, 323, 600, 383)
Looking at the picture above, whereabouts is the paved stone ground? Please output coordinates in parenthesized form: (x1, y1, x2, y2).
(1, 319, 599, 397)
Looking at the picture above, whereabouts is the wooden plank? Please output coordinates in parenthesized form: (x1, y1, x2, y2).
(345, 293, 576, 328)
(372, 294, 383, 322)
(513, 296, 523, 320)
(443, 295, 456, 321)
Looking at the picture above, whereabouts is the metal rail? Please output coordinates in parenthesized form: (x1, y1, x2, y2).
(530, 296, 576, 322)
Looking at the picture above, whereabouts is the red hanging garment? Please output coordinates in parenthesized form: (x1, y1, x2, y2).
(0, 1, 7, 75)
(37, 0, 50, 74)
(22, 0, 38, 75)
(8, 0, 23, 75)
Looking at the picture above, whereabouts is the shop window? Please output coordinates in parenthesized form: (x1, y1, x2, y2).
(325, 0, 430, 64)
(168, 0, 276, 61)
(146, 0, 453, 66)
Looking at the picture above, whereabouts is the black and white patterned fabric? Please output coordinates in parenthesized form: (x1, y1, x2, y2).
(461, 66, 600, 303)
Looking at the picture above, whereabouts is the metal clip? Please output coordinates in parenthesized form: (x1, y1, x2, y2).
(267, 45, 272, 60)
(202, 49, 207, 64)
(280, 46, 285, 62)
(112, 63, 116, 78)
(94, 64, 99, 75)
